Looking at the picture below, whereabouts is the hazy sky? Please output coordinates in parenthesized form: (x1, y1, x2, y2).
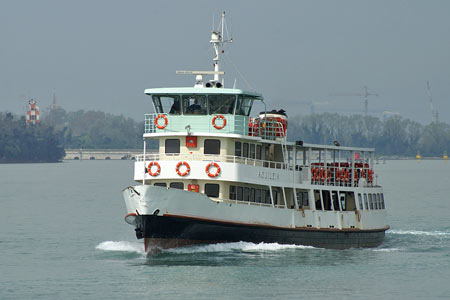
(1, 0, 449, 124)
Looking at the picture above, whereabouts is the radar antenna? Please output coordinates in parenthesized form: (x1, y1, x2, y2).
(176, 11, 232, 88)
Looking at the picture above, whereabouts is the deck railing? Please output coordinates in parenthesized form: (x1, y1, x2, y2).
(136, 153, 289, 170)
(144, 113, 285, 141)
(310, 164, 376, 187)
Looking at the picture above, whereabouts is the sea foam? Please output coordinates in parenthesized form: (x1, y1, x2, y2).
(168, 241, 315, 254)
(388, 229, 450, 237)
(96, 241, 145, 254)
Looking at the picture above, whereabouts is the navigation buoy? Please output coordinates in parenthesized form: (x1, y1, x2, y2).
(416, 152, 421, 160)
(444, 151, 448, 161)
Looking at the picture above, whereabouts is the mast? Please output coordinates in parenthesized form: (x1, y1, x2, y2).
(210, 11, 232, 83)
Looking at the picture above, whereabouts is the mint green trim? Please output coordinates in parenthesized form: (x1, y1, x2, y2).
(144, 87, 263, 99)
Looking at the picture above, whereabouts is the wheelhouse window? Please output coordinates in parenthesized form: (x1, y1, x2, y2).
(235, 96, 254, 116)
(182, 95, 207, 115)
(205, 184, 220, 198)
(165, 139, 180, 154)
(152, 95, 181, 115)
(170, 182, 184, 190)
(235, 142, 242, 157)
(154, 182, 167, 187)
(204, 139, 221, 155)
(209, 94, 236, 114)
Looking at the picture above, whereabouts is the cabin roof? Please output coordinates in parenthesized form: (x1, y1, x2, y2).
(144, 87, 263, 99)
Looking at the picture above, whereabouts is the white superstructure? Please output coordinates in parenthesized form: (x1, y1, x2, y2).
(122, 12, 388, 252)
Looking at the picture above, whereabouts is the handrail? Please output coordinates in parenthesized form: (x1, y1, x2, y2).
(144, 113, 286, 141)
(136, 152, 292, 170)
(211, 196, 273, 207)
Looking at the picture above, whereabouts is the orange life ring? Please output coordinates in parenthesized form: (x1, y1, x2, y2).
(147, 161, 161, 176)
(212, 114, 226, 130)
(205, 162, 221, 177)
(176, 161, 190, 176)
(155, 114, 168, 129)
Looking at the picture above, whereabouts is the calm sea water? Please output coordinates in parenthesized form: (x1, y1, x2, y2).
(1, 160, 449, 299)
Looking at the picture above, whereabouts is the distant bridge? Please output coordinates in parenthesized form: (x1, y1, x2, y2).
(64, 149, 147, 160)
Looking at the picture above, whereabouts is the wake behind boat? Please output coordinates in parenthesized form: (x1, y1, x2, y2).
(122, 12, 389, 253)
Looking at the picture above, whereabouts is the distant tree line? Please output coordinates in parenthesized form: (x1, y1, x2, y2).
(0, 112, 65, 163)
(42, 108, 144, 149)
(3, 108, 448, 161)
(288, 113, 450, 157)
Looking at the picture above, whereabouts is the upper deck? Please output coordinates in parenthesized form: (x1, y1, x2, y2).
(144, 87, 288, 140)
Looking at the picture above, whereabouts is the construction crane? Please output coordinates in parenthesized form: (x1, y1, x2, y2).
(329, 86, 378, 117)
(426, 81, 439, 123)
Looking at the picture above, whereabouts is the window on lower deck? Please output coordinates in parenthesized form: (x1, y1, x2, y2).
(244, 187, 250, 202)
(235, 142, 242, 157)
(332, 191, 340, 211)
(250, 188, 255, 202)
(272, 188, 280, 206)
(204, 139, 221, 155)
(154, 183, 167, 187)
(256, 145, 262, 160)
(364, 194, 369, 210)
(250, 144, 256, 159)
(314, 190, 322, 210)
(205, 184, 220, 198)
(237, 186, 243, 201)
(381, 193, 385, 209)
(170, 182, 184, 190)
(296, 190, 309, 208)
(374, 194, 379, 209)
(229, 185, 236, 200)
(368, 194, 374, 209)
(358, 194, 363, 210)
(255, 189, 261, 203)
(265, 190, 271, 204)
(243, 143, 249, 157)
(322, 190, 332, 210)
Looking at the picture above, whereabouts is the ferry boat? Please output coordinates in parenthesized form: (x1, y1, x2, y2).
(122, 13, 389, 252)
